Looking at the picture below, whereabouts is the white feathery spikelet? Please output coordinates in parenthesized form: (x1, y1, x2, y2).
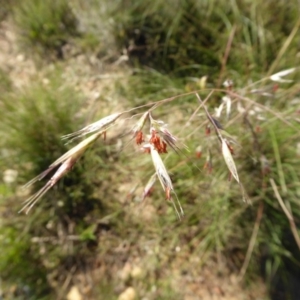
(149, 144, 183, 218)
(221, 138, 239, 183)
(270, 68, 295, 83)
(62, 112, 122, 142)
(142, 173, 157, 201)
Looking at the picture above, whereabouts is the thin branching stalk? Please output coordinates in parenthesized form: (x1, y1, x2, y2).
(217, 25, 237, 87)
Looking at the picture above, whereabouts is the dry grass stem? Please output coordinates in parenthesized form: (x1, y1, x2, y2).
(270, 178, 300, 250)
(196, 93, 241, 185)
(267, 18, 300, 77)
(239, 202, 264, 280)
(226, 91, 296, 129)
(196, 93, 223, 141)
(217, 24, 236, 87)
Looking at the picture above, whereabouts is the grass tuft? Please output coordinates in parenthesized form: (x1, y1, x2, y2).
(13, 0, 79, 59)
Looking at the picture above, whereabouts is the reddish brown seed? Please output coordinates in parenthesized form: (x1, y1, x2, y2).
(150, 130, 166, 153)
(226, 142, 234, 155)
(166, 187, 171, 200)
(273, 84, 279, 92)
(162, 141, 168, 153)
(144, 187, 154, 199)
(205, 125, 211, 136)
(203, 161, 213, 173)
(143, 147, 151, 154)
(135, 131, 144, 145)
(255, 126, 262, 133)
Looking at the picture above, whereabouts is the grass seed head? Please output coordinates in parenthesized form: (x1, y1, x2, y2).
(21, 131, 104, 213)
(62, 112, 122, 142)
(204, 149, 213, 173)
(270, 67, 295, 83)
(149, 145, 183, 219)
(20, 156, 78, 214)
(222, 96, 232, 119)
(131, 111, 149, 145)
(149, 114, 180, 153)
(150, 145, 173, 192)
(150, 128, 167, 153)
(196, 145, 202, 158)
(221, 138, 239, 183)
(135, 131, 144, 145)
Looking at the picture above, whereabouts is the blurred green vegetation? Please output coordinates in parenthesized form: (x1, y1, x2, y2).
(0, 68, 12, 94)
(0, 0, 300, 299)
(13, 0, 79, 59)
(100, 0, 299, 80)
(0, 0, 14, 21)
